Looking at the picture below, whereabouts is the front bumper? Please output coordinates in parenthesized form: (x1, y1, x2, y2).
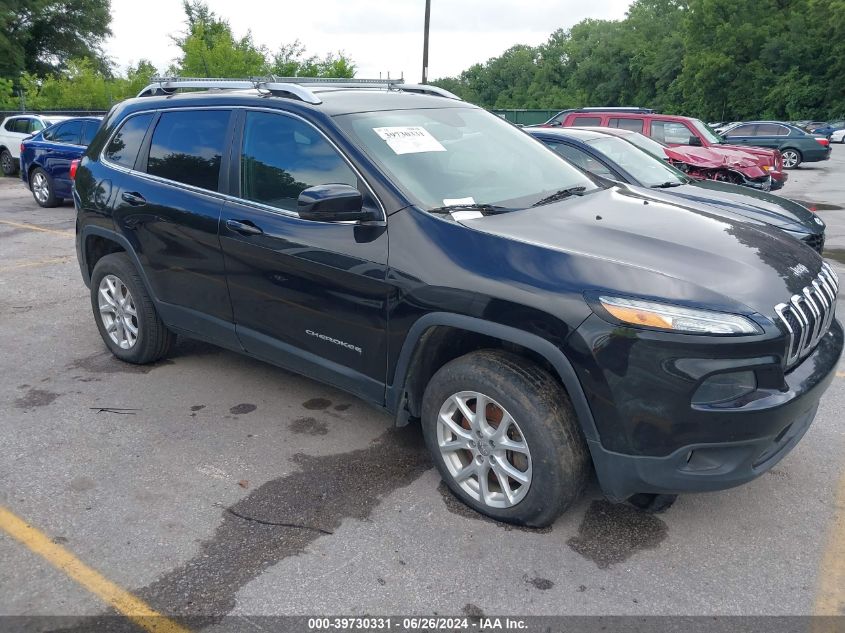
(571, 314, 843, 501)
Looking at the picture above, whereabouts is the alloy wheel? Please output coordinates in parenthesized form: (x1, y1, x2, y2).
(98, 274, 139, 349)
(436, 390, 532, 508)
(32, 172, 49, 204)
(782, 150, 799, 168)
(1, 153, 11, 173)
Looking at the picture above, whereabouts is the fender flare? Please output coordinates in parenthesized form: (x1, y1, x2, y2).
(77, 225, 156, 300)
(387, 312, 599, 442)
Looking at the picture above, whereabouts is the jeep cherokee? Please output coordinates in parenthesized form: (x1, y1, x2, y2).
(73, 78, 842, 527)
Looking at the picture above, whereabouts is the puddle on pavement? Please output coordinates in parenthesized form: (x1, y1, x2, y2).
(567, 499, 668, 569)
(14, 387, 60, 409)
(123, 426, 432, 620)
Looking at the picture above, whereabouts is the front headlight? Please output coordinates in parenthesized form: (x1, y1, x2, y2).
(598, 296, 762, 335)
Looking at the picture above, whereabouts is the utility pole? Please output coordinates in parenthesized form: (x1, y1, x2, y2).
(422, 0, 431, 84)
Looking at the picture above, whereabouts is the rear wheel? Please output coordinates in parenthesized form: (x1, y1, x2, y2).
(781, 148, 802, 168)
(421, 349, 590, 527)
(0, 149, 15, 176)
(30, 168, 60, 207)
(90, 253, 176, 364)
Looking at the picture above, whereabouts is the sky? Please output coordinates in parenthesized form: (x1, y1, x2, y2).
(103, 0, 632, 81)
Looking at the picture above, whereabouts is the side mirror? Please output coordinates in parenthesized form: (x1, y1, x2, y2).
(688, 135, 703, 147)
(297, 184, 371, 222)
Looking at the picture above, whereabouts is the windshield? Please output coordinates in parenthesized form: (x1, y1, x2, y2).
(585, 136, 687, 187)
(691, 119, 724, 144)
(335, 107, 598, 211)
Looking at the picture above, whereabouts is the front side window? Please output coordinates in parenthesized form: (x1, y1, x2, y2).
(240, 111, 357, 212)
(30, 119, 45, 133)
(53, 120, 83, 144)
(147, 110, 230, 191)
(609, 118, 644, 133)
(650, 120, 693, 144)
(546, 141, 616, 180)
(336, 107, 598, 211)
(104, 113, 154, 169)
(571, 116, 602, 127)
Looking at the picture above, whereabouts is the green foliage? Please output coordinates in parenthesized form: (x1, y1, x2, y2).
(433, 0, 845, 120)
(0, 0, 111, 79)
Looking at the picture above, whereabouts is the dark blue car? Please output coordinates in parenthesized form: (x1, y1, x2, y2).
(20, 116, 101, 207)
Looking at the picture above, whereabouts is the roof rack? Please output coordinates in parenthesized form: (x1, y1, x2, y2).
(136, 76, 461, 103)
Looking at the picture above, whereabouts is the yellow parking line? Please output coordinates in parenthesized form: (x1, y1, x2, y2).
(815, 468, 845, 615)
(0, 256, 71, 273)
(0, 219, 74, 237)
(0, 505, 190, 633)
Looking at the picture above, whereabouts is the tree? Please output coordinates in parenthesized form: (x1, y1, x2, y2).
(0, 0, 111, 80)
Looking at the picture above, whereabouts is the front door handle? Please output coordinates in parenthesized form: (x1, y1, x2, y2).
(121, 191, 146, 206)
(225, 219, 264, 236)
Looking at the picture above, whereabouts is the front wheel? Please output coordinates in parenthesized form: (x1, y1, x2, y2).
(421, 349, 590, 527)
(0, 149, 15, 176)
(781, 148, 802, 169)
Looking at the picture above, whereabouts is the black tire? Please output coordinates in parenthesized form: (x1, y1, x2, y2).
(0, 149, 16, 176)
(627, 493, 677, 513)
(421, 349, 590, 527)
(30, 167, 60, 208)
(90, 252, 176, 364)
(781, 148, 802, 169)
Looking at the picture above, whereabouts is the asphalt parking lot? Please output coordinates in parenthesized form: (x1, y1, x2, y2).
(1, 153, 844, 628)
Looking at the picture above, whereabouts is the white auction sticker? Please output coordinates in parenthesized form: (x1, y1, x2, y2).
(373, 126, 447, 155)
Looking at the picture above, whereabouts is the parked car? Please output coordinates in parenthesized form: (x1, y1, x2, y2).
(543, 108, 787, 190)
(19, 116, 102, 207)
(720, 121, 831, 168)
(526, 127, 826, 253)
(0, 114, 69, 175)
(807, 120, 844, 137)
(831, 128, 845, 144)
(74, 77, 841, 526)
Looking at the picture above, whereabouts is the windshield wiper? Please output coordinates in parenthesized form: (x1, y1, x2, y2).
(531, 186, 587, 207)
(651, 181, 684, 188)
(427, 203, 511, 216)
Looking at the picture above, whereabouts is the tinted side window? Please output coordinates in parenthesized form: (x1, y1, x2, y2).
(13, 119, 30, 133)
(53, 120, 83, 144)
(610, 118, 644, 133)
(3, 118, 16, 131)
(80, 121, 99, 146)
(105, 113, 154, 169)
(147, 110, 230, 191)
(571, 116, 602, 127)
(546, 142, 615, 179)
(240, 111, 357, 213)
(726, 124, 756, 136)
(650, 120, 692, 144)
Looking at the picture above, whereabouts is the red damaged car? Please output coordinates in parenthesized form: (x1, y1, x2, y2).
(542, 108, 787, 191)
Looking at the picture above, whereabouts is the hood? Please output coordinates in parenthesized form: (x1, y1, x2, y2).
(664, 180, 823, 233)
(456, 185, 823, 318)
(665, 144, 757, 168)
(718, 143, 778, 165)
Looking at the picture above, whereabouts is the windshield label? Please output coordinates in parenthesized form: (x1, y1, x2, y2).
(373, 126, 446, 155)
(443, 196, 475, 206)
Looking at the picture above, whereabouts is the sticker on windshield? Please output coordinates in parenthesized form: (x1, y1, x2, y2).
(373, 126, 446, 155)
(443, 196, 475, 206)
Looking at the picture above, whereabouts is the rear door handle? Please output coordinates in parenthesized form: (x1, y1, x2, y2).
(225, 219, 264, 236)
(121, 191, 146, 206)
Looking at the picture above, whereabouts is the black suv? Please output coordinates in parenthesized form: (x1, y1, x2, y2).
(74, 78, 842, 527)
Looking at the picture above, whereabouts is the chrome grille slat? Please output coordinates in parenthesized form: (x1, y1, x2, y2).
(775, 266, 839, 367)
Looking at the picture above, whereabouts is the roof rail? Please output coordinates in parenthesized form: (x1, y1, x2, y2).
(136, 76, 461, 103)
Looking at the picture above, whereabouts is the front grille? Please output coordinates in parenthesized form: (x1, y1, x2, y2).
(802, 232, 825, 254)
(774, 262, 839, 367)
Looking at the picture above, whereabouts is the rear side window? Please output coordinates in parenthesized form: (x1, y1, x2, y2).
(3, 118, 16, 131)
(571, 116, 602, 127)
(80, 121, 99, 146)
(53, 120, 83, 144)
(756, 123, 788, 136)
(650, 120, 692, 144)
(240, 111, 357, 213)
(105, 113, 154, 169)
(609, 118, 644, 133)
(725, 124, 755, 136)
(13, 119, 30, 133)
(147, 110, 230, 191)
